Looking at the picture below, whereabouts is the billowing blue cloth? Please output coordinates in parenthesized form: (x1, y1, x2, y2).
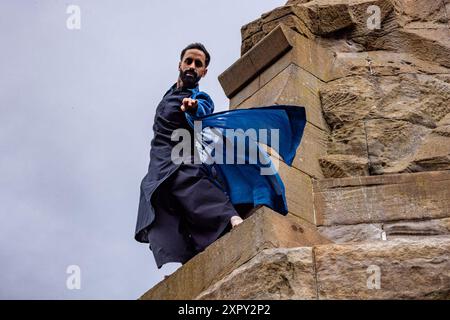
(185, 105, 307, 215)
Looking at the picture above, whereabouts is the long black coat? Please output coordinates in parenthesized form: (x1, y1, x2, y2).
(135, 84, 214, 243)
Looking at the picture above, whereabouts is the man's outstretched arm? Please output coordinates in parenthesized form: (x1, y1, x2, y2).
(180, 91, 214, 117)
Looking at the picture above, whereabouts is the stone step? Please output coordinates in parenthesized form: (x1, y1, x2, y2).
(196, 237, 450, 300)
(139, 208, 330, 300)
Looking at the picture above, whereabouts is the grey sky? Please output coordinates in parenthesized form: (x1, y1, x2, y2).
(0, 0, 284, 299)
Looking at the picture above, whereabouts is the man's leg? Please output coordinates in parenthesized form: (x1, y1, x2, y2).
(169, 163, 240, 252)
(147, 184, 197, 268)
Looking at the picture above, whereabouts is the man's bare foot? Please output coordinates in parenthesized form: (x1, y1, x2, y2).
(230, 216, 244, 229)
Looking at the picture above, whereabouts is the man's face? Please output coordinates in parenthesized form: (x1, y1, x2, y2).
(178, 49, 208, 89)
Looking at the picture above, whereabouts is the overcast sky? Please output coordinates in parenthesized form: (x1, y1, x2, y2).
(0, 0, 285, 299)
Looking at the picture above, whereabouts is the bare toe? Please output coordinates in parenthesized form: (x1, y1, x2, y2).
(230, 216, 244, 228)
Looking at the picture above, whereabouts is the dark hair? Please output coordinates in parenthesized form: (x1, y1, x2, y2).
(180, 43, 211, 67)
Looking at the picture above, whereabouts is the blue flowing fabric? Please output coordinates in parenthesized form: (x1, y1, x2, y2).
(185, 105, 307, 215)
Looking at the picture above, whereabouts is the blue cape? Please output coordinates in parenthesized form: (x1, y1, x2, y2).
(185, 105, 307, 215)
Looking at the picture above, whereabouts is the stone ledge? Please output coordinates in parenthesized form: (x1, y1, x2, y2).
(314, 171, 450, 226)
(221, 24, 351, 99)
(196, 238, 450, 300)
(315, 238, 450, 299)
(219, 25, 293, 98)
(196, 247, 317, 300)
(318, 217, 450, 243)
(139, 207, 330, 300)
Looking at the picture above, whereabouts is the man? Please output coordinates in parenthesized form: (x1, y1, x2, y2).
(135, 43, 244, 269)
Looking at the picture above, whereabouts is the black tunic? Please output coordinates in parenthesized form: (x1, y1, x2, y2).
(135, 84, 238, 268)
(135, 85, 193, 242)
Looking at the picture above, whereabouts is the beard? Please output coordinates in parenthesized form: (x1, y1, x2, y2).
(179, 69, 201, 89)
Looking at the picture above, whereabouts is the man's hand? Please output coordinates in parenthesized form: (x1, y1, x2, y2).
(180, 98, 198, 113)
